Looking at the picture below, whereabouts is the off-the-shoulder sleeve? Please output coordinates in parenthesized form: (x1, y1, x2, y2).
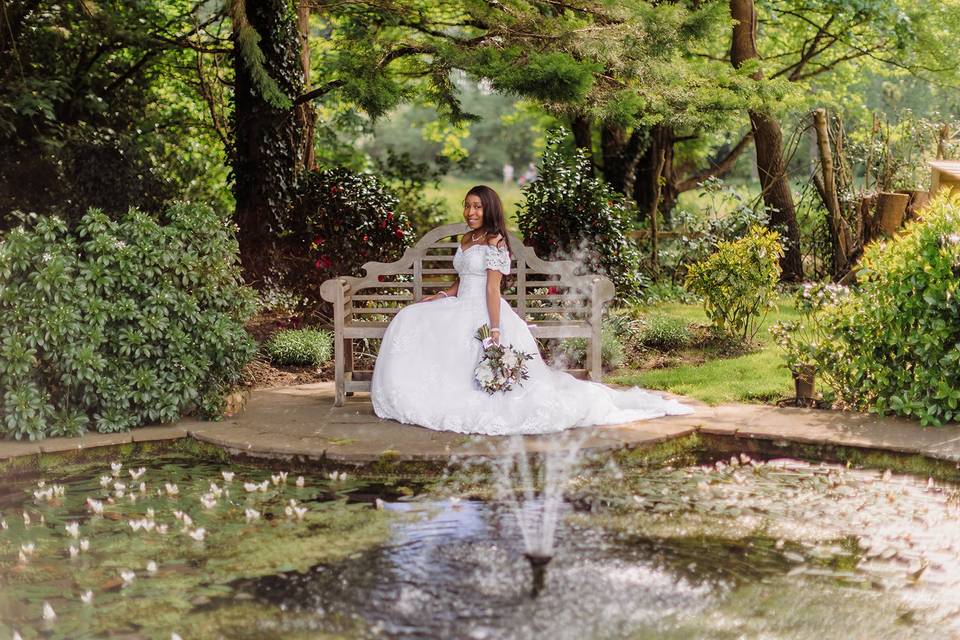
(483, 245, 511, 275)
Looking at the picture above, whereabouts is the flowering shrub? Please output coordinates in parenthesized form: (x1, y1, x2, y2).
(0, 204, 256, 440)
(517, 130, 647, 302)
(293, 168, 415, 305)
(807, 195, 960, 425)
(685, 226, 783, 343)
(770, 282, 849, 376)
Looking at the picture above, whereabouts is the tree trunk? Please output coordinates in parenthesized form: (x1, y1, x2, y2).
(812, 108, 851, 277)
(296, 0, 316, 172)
(730, 0, 803, 282)
(231, 0, 307, 282)
(571, 115, 593, 172)
(633, 124, 677, 225)
(600, 124, 644, 196)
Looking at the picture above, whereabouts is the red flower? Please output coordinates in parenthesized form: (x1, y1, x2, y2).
(312, 235, 325, 246)
(394, 228, 404, 239)
(330, 186, 338, 194)
(315, 255, 332, 270)
(362, 234, 369, 242)
(386, 211, 394, 220)
(378, 275, 386, 282)
(547, 286, 560, 295)
(379, 220, 387, 229)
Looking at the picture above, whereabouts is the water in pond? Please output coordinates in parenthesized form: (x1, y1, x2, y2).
(1, 449, 959, 639)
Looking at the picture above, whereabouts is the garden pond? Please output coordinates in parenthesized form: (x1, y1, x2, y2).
(1, 438, 959, 639)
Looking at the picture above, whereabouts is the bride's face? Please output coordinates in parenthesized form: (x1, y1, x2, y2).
(463, 194, 483, 229)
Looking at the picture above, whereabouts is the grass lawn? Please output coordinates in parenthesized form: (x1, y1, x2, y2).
(606, 297, 801, 406)
(424, 176, 525, 231)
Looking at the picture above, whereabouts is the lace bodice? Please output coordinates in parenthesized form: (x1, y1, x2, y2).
(452, 243, 510, 300)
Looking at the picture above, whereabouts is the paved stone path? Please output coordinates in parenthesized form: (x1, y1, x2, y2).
(2, 382, 960, 465)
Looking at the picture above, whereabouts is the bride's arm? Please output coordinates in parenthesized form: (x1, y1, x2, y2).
(421, 277, 459, 302)
(485, 270, 503, 343)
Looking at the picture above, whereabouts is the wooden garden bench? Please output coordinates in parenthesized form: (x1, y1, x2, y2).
(319, 222, 615, 406)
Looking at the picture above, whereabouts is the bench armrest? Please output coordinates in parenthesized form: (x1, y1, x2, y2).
(320, 278, 352, 305)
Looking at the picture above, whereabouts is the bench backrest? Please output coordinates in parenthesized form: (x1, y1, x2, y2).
(321, 222, 613, 325)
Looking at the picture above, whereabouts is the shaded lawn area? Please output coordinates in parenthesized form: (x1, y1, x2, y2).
(606, 298, 802, 405)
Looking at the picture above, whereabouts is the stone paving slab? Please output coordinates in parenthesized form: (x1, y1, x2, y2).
(3, 381, 960, 466)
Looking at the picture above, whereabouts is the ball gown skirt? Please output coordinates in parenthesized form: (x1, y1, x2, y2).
(370, 243, 693, 435)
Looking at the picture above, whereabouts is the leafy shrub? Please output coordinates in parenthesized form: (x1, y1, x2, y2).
(685, 225, 783, 343)
(291, 168, 415, 305)
(807, 196, 960, 426)
(556, 322, 625, 371)
(638, 315, 692, 351)
(0, 204, 257, 440)
(517, 129, 647, 301)
(264, 329, 333, 367)
(375, 149, 451, 235)
(653, 177, 769, 284)
(770, 282, 849, 376)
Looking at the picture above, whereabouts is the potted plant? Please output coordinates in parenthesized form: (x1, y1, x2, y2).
(770, 283, 848, 406)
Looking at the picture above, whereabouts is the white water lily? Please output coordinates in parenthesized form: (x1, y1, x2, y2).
(33, 488, 53, 501)
(22, 511, 30, 526)
(21, 542, 35, 556)
(375, 498, 385, 510)
(42, 601, 56, 620)
(293, 506, 307, 520)
(173, 510, 185, 520)
(79, 539, 90, 551)
(327, 471, 347, 482)
(0, 519, 6, 529)
(99, 475, 112, 487)
(295, 476, 305, 487)
(129, 467, 146, 480)
(146, 560, 158, 573)
(182, 514, 193, 527)
(245, 508, 260, 522)
(115, 482, 129, 493)
(139, 482, 147, 494)
(208, 482, 223, 498)
(110, 461, 123, 476)
(120, 569, 136, 584)
(127, 493, 138, 504)
(284, 505, 293, 518)
(128, 519, 144, 532)
(164, 483, 180, 496)
(221, 471, 235, 483)
(243, 482, 259, 493)
(199, 494, 217, 509)
(80, 590, 93, 604)
(86, 498, 104, 515)
(69, 545, 79, 558)
(52, 484, 64, 497)
(156, 524, 169, 535)
(65, 522, 80, 538)
(188, 527, 206, 541)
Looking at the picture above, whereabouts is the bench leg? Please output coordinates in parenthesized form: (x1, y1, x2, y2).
(588, 330, 603, 382)
(344, 337, 354, 397)
(334, 335, 346, 407)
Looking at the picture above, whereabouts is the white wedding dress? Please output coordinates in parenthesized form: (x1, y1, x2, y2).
(370, 241, 693, 435)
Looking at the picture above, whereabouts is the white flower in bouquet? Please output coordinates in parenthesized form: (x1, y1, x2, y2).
(501, 349, 518, 368)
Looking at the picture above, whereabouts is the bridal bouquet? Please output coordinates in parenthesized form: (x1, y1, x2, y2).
(473, 324, 534, 394)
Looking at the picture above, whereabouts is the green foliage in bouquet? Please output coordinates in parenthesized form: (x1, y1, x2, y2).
(0, 203, 256, 440)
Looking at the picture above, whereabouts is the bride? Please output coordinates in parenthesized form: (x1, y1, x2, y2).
(371, 185, 693, 435)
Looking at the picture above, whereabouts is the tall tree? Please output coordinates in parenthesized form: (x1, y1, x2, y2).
(730, 0, 804, 281)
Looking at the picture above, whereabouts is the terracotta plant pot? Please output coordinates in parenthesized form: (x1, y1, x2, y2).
(792, 365, 816, 404)
(876, 191, 909, 236)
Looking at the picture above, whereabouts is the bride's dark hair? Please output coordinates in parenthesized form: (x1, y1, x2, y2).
(465, 185, 512, 256)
